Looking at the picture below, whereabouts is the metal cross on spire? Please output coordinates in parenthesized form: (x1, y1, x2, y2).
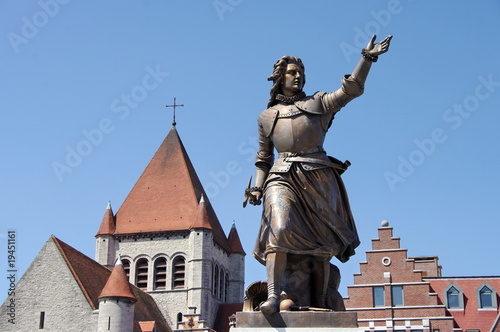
(165, 97, 184, 127)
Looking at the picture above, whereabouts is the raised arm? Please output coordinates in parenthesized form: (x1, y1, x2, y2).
(351, 34, 392, 86)
(323, 34, 392, 112)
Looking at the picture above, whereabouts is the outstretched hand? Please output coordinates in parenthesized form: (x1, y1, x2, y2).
(365, 34, 392, 56)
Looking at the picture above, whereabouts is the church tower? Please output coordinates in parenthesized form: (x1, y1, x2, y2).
(95, 125, 245, 329)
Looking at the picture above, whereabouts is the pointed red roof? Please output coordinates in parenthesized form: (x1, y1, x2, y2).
(96, 202, 115, 236)
(114, 127, 231, 252)
(98, 260, 137, 301)
(191, 194, 211, 229)
(227, 222, 245, 254)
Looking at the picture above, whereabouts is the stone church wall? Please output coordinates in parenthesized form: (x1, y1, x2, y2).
(0, 238, 97, 331)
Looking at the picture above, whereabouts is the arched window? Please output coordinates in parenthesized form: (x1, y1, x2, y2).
(177, 312, 183, 323)
(154, 257, 167, 290)
(172, 256, 186, 289)
(445, 284, 464, 309)
(225, 272, 229, 303)
(477, 283, 497, 309)
(136, 258, 149, 290)
(122, 259, 131, 281)
(219, 268, 224, 301)
(212, 263, 216, 296)
(214, 265, 220, 298)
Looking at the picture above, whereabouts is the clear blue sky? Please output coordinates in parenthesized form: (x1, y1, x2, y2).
(1, 1, 499, 298)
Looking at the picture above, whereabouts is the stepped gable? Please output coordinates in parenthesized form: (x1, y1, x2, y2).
(98, 260, 136, 301)
(52, 236, 171, 332)
(96, 201, 115, 236)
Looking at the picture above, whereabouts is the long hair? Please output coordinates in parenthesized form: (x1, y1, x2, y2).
(267, 56, 306, 108)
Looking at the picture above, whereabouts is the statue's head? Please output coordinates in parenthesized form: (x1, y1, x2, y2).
(267, 56, 306, 107)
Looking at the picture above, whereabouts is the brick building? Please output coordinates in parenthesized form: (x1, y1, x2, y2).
(344, 221, 500, 332)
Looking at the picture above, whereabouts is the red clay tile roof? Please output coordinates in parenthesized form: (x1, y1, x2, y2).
(191, 194, 212, 229)
(227, 223, 245, 255)
(51, 235, 171, 332)
(98, 261, 136, 301)
(96, 202, 115, 236)
(212, 303, 243, 332)
(138, 321, 156, 332)
(113, 127, 231, 252)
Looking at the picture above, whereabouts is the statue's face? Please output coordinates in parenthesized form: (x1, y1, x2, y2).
(282, 63, 304, 96)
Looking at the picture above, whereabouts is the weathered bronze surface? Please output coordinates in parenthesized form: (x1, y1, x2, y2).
(245, 35, 392, 315)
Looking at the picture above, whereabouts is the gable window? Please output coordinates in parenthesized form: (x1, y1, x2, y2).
(173, 256, 186, 289)
(136, 258, 149, 290)
(373, 286, 385, 307)
(477, 283, 497, 309)
(391, 285, 403, 306)
(445, 283, 464, 309)
(154, 257, 167, 290)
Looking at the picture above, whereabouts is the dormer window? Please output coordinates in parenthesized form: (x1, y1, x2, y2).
(477, 283, 497, 309)
(445, 284, 464, 309)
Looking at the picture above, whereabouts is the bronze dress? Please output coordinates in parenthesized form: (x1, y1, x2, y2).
(253, 76, 363, 265)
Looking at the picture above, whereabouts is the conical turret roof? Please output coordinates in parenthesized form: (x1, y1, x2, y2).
(96, 201, 115, 236)
(98, 260, 137, 301)
(227, 222, 245, 254)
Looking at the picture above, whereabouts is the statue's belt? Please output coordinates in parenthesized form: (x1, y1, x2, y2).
(270, 152, 351, 174)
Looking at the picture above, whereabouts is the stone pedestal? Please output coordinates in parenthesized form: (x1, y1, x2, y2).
(230, 311, 365, 332)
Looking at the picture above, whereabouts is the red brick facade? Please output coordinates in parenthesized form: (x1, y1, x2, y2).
(344, 222, 500, 332)
(427, 277, 500, 332)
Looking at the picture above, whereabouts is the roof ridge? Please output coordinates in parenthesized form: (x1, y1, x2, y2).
(51, 235, 99, 310)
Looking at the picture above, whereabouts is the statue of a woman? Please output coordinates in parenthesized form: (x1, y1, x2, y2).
(245, 35, 392, 314)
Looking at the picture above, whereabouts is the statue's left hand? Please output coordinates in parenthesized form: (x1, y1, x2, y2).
(365, 34, 392, 56)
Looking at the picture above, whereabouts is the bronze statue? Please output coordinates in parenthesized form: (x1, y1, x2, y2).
(244, 35, 392, 314)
